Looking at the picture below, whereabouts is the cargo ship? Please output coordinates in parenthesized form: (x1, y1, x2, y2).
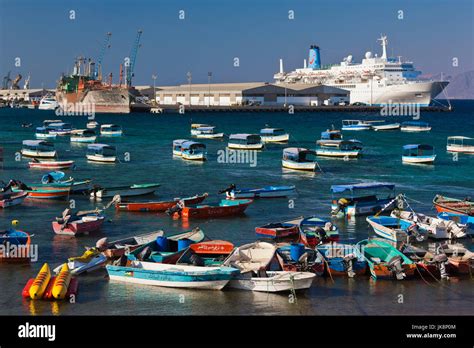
(56, 57, 131, 114)
(274, 35, 449, 106)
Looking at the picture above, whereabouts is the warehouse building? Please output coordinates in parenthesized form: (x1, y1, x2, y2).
(136, 82, 349, 106)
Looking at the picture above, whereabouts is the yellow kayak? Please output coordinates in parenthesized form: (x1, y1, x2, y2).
(52, 264, 72, 300)
(29, 263, 51, 300)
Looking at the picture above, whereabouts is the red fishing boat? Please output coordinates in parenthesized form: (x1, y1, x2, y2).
(433, 195, 474, 216)
(52, 209, 105, 236)
(115, 193, 208, 212)
(28, 160, 75, 170)
(180, 199, 253, 219)
(255, 217, 302, 239)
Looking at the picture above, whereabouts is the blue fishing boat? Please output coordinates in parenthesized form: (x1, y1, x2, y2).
(172, 139, 189, 156)
(330, 183, 396, 217)
(317, 243, 367, 277)
(366, 215, 426, 243)
(276, 244, 325, 276)
(402, 144, 436, 164)
(127, 228, 205, 264)
(225, 185, 296, 199)
(32, 171, 92, 194)
(299, 216, 339, 248)
(437, 212, 474, 231)
(35, 127, 56, 140)
(106, 261, 239, 290)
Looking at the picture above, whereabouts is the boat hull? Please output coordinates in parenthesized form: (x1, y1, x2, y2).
(182, 200, 252, 219)
(86, 154, 116, 163)
(116, 194, 207, 212)
(227, 186, 295, 199)
(181, 152, 206, 161)
(227, 143, 264, 150)
(402, 155, 436, 164)
(261, 134, 289, 143)
(227, 272, 315, 292)
(400, 126, 431, 132)
(28, 160, 75, 169)
(446, 144, 474, 153)
(372, 124, 400, 131)
(91, 185, 160, 198)
(52, 216, 105, 236)
(0, 192, 28, 208)
(193, 133, 224, 139)
(281, 159, 316, 171)
(21, 150, 56, 158)
(316, 149, 360, 157)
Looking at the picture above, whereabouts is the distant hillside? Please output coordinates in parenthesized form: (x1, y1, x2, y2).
(444, 71, 474, 99)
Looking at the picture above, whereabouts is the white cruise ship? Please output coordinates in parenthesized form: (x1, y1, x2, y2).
(273, 35, 448, 106)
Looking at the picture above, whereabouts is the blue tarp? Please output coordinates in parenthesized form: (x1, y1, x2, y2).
(403, 144, 433, 150)
(331, 183, 395, 193)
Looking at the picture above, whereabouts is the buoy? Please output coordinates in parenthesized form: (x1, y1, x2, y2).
(29, 263, 51, 300)
(52, 264, 72, 300)
(12, 219, 19, 227)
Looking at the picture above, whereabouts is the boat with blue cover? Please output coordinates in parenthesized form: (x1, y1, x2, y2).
(46, 122, 73, 136)
(366, 215, 426, 243)
(225, 185, 296, 199)
(27, 171, 92, 194)
(282, 147, 320, 172)
(317, 243, 367, 277)
(21, 140, 57, 158)
(402, 144, 436, 164)
(330, 182, 396, 217)
(437, 212, 474, 231)
(400, 121, 431, 132)
(180, 141, 207, 161)
(316, 140, 362, 158)
(100, 124, 122, 136)
(190, 124, 224, 139)
(0, 228, 31, 263)
(172, 139, 189, 156)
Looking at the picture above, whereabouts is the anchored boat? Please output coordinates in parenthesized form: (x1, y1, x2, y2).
(317, 243, 367, 277)
(172, 139, 189, 156)
(255, 217, 301, 239)
(437, 212, 474, 231)
(400, 121, 431, 132)
(100, 124, 122, 136)
(52, 209, 105, 236)
(433, 195, 474, 216)
(276, 244, 325, 276)
(102, 231, 165, 259)
(190, 124, 224, 139)
(299, 216, 339, 247)
(180, 199, 253, 219)
(0, 228, 31, 263)
(21, 140, 56, 158)
(70, 129, 97, 143)
(180, 141, 207, 161)
(90, 183, 160, 198)
(446, 136, 474, 153)
(225, 185, 296, 199)
(371, 122, 400, 131)
(115, 193, 208, 212)
(228, 134, 264, 150)
(342, 120, 372, 131)
(259, 128, 289, 143)
(28, 159, 75, 170)
(46, 122, 73, 136)
(316, 129, 343, 147)
(402, 144, 436, 164)
(316, 140, 362, 158)
(0, 190, 28, 208)
(366, 215, 426, 243)
(86, 144, 117, 163)
(282, 147, 320, 172)
(35, 127, 56, 140)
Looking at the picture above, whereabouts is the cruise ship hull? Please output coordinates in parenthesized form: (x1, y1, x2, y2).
(56, 88, 130, 114)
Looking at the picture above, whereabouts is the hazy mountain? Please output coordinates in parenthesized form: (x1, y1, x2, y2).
(420, 71, 474, 100)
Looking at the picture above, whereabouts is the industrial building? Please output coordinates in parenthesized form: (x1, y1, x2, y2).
(0, 88, 53, 102)
(136, 82, 349, 107)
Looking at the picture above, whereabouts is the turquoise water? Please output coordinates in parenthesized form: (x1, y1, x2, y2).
(0, 101, 473, 315)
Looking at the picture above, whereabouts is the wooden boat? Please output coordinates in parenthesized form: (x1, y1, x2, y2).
(317, 243, 367, 277)
(0, 191, 28, 208)
(366, 215, 426, 243)
(176, 240, 235, 267)
(392, 210, 467, 239)
(341, 120, 371, 131)
(86, 144, 116, 163)
(172, 139, 189, 156)
(259, 128, 289, 143)
(330, 182, 396, 217)
(35, 127, 56, 140)
(115, 193, 208, 212)
(46, 122, 73, 136)
(433, 195, 474, 216)
(90, 183, 160, 199)
(228, 134, 264, 150)
(190, 124, 224, 139)
(282, 147, 320, 172)
(0, 229, 31, 263)
(180, 199, 253, 219)
(255, 217, 301, 239)
(13, 187, 71, 200)
(52, 209, 105, 236)
(70, 129, 97, 143)
(21, 140, 56, 158)
(222, 242, 315, 292)
(316, 129, 343, 147)
(225, 185, 296, 199)
(181, 141, 206, 161)
(100, 124, 122, 136)
(446, 136, 474, 153)
(437, 212, 474, 231)
(102, 231, 165, 259)
(127, 228, 206, 264)
(28, 159, 75, 169)
(400, 121, 431, 132)
(436, 243, 474, 275)
(316, 140, 362, 158)
(402, 144, 436, 164)
(276, 244, 325, 276)
(357, 239, 416, 280)
(106, 260, 239, 290)
(371, 122, 400, 131)
(299, 216, 339, 247)
(400, 244, 453, 279)
(32, 171, 92, 194)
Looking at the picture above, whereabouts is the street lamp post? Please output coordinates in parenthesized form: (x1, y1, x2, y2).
(207, 72, 212, 107)
(187, 71, 192, 107)
(151, 74, 157, 105)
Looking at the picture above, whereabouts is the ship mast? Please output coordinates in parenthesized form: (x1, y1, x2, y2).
(378, 35, 388, 60)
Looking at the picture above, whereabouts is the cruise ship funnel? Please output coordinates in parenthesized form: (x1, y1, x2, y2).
(309, 45, 321, 69)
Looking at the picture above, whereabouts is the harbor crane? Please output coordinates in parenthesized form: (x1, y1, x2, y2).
(94, 32, 112, 80)
(2, 71, 11, 89)
(126, 29, 143, 87)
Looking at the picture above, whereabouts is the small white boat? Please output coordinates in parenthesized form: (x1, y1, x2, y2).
(86, 121, 99, 129)
(46, 122, 73, 136)
(225, 185, 296, 199)
(316, 129, 343, 147)
(21, 140, 56, 158)
(35, 127, 57, 140)
(172, 139, 188, 156)
(372, 122, 400, 131)
(90, 183, 161, 198)
(391, 210, 467, 239)
(400, 121, 431, 132)
(181, 141, 206, 161)
(70, 129, 97, 143)
(100, 124, 122, 136)
(38, 96, 59, 110)
(446, 136, 474, 153)
(259, 128, 289, 143)
(190, 124, 224, 139)
(402, 144, 436, 164)
(86, 144, 116, 163)
(43, 119, 63, 127)
(316, 140, 362, 158)
(228, 134, 264, 150)
(223, 241, 315, 292)
(342, 120, 372, 131)
(282, 147, 320, 172)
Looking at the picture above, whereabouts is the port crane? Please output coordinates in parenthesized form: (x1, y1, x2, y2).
(94, 32, 112, 80)
(2, 71, 11, 89)
(126, 30, 143, 87)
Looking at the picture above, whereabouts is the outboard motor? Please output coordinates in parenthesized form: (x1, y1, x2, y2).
(433, 253, 449, 280)
(136, 246, 152, 261)
(343, 253, 357, 278)
(189, 253, 205, 267)
(218, 184, 236, 195)
(298, 252, 309, 271)
(387, 255, 406, 280)
(165, 201, 184, 216)
(331, 198, 350, 216)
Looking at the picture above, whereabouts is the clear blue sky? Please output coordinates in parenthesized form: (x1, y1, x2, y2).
(0, 0, 472, 88)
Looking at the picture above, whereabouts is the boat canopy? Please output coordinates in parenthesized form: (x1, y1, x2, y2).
(260, 128, 285, 135)
(173, 139, 189, 146)
(191, 123, 211, 129)
(22, 140, 54, 147)
(196, 126, 215, 131)
(41, 171, 65, 183)
(181, 141, 206, 150)
(401, 121, 429, 127)
(283, 147, 316, 161)
(330, 182, 395, 193)
(229, 134, 261, 144)
(101, 124, 121, 130)
(447, 136, 474, 144)
(321, 130, 342, 140)
(87, 143, 116, 155)
(403, 144, 433, 151)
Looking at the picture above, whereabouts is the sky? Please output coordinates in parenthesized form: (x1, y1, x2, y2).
(0, 0, 473, 88)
